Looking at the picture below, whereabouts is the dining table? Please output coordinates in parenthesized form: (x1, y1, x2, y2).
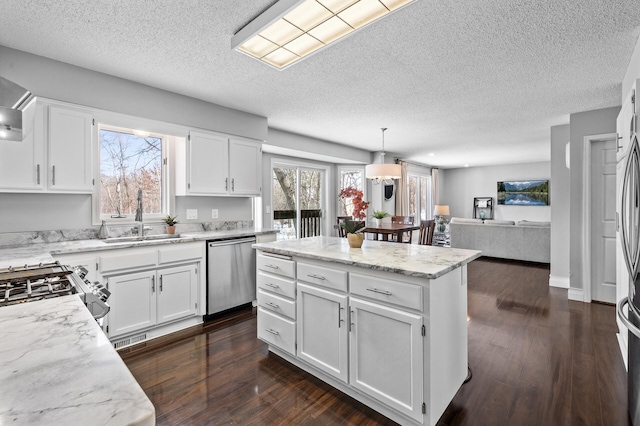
(363, 223, 420, 242)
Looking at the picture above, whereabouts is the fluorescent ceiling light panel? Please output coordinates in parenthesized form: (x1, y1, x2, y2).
(232, 0, 417, 70)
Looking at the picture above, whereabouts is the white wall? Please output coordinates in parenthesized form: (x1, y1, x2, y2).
(442, 162, 551, 222)
(622, 34, 640, 101)
(550, 125, 570, 287)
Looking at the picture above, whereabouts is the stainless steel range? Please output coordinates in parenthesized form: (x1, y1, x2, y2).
(0, 261, 110, 319)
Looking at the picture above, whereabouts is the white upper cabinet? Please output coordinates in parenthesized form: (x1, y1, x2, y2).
(48, 105, 94, 192)
(229, 137, 262, 195)
(617, 78, 639, 162)
(0, 100, 94, 193)
(0, 101, 45, 191)
(177, 130, 262, 196)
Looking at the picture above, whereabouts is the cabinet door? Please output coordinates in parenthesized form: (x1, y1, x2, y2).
(188, 130, 228, 195)
(157, 264, 198, 324)
(0, 101, 44, 191)
(297, 283, 348, 383)
(349, 297, 424, 423)
(107, 271, 157, 337)
(48, 105, 93, 192)
(229, 138, 261, 195)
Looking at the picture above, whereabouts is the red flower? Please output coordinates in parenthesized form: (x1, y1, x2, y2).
(338, 187, 369, 220)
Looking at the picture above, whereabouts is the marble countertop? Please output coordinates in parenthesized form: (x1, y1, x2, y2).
(0, 295, 155, 425)
(0, 228, 277, 269)
(253, 236, 481, 279)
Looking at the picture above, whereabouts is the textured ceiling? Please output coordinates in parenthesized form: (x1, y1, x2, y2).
(1, 0, 639, 168)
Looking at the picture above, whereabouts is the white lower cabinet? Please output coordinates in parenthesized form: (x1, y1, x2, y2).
(297, 282, 348, 383)
(349, 297, 424, 422)
(108, 264, 198, 338)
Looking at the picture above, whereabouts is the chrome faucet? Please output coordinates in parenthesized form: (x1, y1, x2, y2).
(134, 189, 144, 237)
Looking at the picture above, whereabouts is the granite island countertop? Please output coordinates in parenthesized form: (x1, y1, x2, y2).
(0, 295, 155, 425)
(0, 228, 277, 269)
(253, 236, 481, 279)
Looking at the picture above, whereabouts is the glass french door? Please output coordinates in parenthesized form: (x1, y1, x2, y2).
(408, 174, 433, 221)
(272, 164, 325, 240)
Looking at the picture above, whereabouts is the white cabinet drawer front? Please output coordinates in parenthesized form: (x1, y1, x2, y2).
(350, 273, 423, 311)
(100, 251, 157, 274)
(297, 262, 347, 292)
(158, 244, 203, 265)
(258, 289, 296, 320)
(257, 253, 295, 278)
(257, 271, 296, 299)
(257, 307, 295, 355)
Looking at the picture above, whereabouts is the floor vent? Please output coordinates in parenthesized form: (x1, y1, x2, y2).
(113, 333, 147, 349)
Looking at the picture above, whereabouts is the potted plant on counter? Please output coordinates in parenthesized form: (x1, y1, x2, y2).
(163, 215, 179, 234)
(372, 210, 389, 227)
(341, 219, 366, 248)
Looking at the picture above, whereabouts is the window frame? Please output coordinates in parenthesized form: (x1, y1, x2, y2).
(407, 171, 433, 221)
(91, 111, 183, 226)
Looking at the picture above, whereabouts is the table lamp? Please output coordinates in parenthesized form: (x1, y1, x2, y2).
(433, 205, 450, 232)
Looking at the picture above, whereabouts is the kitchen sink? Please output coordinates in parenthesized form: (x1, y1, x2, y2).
(103, 234, 182, 244)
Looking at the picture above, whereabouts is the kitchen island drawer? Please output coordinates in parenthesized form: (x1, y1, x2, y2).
(258, 289, 295, 320)
(297, 262, 347, 292)
(257, 271, 296, 299)
(257, 307, 295, 355)
(257, 253, 295, 279)
(350, 272, 423, 311)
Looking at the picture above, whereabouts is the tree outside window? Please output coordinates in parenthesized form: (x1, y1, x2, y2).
(99, 127, 163, 219)
(338, 168, 365, 217)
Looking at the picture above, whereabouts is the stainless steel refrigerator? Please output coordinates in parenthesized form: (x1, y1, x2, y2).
(618, 130, 640, 426)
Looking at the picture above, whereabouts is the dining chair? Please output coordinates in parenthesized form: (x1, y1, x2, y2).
(391, 215, 415, 243)
(418, 220, 436, 246)
(336, 216, 351, 238)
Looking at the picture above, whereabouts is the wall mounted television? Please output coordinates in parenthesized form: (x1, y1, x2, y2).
(497, 180, 549, 206)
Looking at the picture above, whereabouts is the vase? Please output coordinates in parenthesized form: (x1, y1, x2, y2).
(347, 233, 364, 248)
(375, 218, 382, 227)
(166, 225, 176, 235)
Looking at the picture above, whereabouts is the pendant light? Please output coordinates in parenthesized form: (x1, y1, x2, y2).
(365, 127, 401, 182)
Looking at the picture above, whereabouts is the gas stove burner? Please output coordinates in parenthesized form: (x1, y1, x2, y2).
(0, 261, 110, 319)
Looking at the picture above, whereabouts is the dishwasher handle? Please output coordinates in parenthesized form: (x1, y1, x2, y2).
(208, 237, 256, 248)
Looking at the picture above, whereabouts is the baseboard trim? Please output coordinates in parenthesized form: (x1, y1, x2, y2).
(617, 332, 629, 371)
(549, 275, 569, 289)
(568, 288, 585, 302)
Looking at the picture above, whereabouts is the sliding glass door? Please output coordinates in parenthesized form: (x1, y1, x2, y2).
(272, 163, 326, 240)
(408, 174, 433, 221)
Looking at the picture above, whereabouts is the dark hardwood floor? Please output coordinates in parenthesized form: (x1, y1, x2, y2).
(121, 258, 630, 425)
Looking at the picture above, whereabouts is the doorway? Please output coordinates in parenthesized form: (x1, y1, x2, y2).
(586, 136, 617, 303)
(272, 162, 327, 240)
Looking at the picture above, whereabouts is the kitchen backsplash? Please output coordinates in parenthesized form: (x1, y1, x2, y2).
(0, 221, 254, 247)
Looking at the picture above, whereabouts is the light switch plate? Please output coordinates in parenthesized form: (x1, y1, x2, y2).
(186, 209, 198, 220)
(212, 209, 219, 219)
(266, 205, 271, 214)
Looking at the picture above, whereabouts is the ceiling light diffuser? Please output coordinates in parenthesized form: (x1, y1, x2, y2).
(232, 0, 417, 70)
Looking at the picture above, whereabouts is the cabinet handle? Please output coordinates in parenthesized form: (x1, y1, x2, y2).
(225, 177, 228, 191)
(264, 301, 279, 310)
(339, 306, 344, 328)
(307, 274, 326, 281)
(151, 276, 155, 292)
(264, 328, 280, 336)
(159, 275, 163, 292)
(366, 288, 392, 296)
(52, 165, 56, 185)
(264, 282, 280, 289)
(265, 264, 279, 270)
(36, 164, 40, 185)
(349, 308, 354, 332)
(232, 178, 235, 191)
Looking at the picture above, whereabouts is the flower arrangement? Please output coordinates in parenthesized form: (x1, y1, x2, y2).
(338, 187, 369, 220)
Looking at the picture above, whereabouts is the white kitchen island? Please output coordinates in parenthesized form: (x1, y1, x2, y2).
(253, 236, 481, 426)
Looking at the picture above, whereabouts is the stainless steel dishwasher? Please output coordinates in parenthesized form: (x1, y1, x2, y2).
(206, 236, 256, 318)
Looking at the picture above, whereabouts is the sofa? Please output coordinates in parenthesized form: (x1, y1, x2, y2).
(449, 217, 550, 263)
